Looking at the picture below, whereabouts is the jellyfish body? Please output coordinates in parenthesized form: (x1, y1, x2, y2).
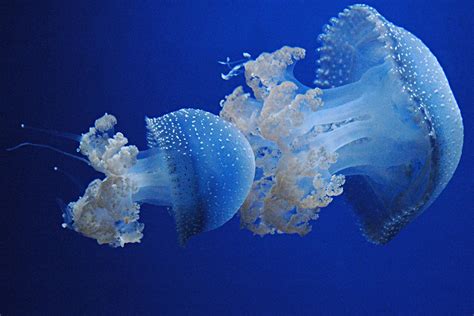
(220, 5, 463, 243)
(65, 109, 255, 246)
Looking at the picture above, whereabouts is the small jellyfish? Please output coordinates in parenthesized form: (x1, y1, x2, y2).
(14, 109, 255, 247)
(220, 5, 463, 244)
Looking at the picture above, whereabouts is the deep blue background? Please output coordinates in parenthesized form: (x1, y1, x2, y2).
(2, 1, 473, 315)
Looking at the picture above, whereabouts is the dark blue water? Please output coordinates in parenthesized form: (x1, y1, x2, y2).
(2, 1, 473, 315)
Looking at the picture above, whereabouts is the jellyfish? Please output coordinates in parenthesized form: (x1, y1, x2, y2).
(14, 109, 255, 247)
(219, 5, 464, 244)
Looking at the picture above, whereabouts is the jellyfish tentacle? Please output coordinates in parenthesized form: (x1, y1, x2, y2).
(53, 166, 85, 192)
(19, 122, 81, 141)
(6, 142, 90, 165)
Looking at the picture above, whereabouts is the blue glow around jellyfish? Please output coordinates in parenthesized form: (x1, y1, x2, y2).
(63, 109, 255, 247)
(219, 5, 464, 244)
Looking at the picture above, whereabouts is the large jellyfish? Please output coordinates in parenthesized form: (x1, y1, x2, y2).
(17, 109, 255, 247)
(219, 5, 464, 244)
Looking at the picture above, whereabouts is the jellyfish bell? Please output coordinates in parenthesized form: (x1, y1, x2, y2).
(220, 5, 463, 243)
(14, 109, 255, 247)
